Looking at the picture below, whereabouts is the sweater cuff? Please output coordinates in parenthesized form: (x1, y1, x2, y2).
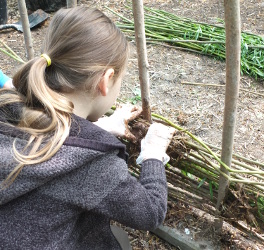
(136, 151, 170, 165)
(140, 159, 166, 177)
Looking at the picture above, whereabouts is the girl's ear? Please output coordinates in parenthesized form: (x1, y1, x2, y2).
(98, 68, 115, 96)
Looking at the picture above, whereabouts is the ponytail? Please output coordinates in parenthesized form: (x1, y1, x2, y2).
(1, 57, 73, 188)
(0, 6, 129, 187)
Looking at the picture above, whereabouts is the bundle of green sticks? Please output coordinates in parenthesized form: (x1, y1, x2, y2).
(123, 114, 264, 232)
(107, 5, 264, 81)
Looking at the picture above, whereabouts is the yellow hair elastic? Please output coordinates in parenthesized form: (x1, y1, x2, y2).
(41, 54, 51, 67)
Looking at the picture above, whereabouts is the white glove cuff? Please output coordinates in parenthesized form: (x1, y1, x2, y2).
(136, 151, 170, 165)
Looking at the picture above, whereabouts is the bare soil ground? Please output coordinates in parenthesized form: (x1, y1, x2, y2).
(1, 0, 264, 249)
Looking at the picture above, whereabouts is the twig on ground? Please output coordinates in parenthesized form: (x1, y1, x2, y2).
(0, 41, 25, 63)
(181, 81, 264, 97)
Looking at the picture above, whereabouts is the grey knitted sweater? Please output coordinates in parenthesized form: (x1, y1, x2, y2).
(0, 104, 168, 250)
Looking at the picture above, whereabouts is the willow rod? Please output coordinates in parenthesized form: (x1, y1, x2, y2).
(131, 0, 152, 122)
(184, 140, 264, 179)
(181, 81, 264, 98)
(17, 0, 34, 59)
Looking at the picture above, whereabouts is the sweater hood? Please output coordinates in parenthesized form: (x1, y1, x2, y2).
(0, 103, 127, 206)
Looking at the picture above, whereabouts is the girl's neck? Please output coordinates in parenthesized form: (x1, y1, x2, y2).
(63, 91, 92, 119)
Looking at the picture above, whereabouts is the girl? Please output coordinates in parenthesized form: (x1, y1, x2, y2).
(0, 6, 175, 250)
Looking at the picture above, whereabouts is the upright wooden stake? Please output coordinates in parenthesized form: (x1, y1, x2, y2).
(132, 0, 152, 122)
(67, 0, 77, 8)
(217, 0, 241, 209)
(17, 0, 34, 60)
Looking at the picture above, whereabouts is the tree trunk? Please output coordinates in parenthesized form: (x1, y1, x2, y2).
(132, 0, 152, 122)
(216, 0, 241, 209)
(17, 0, 34, 60)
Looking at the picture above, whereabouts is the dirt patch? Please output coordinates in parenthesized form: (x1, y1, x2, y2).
(1, 0, 264, 249)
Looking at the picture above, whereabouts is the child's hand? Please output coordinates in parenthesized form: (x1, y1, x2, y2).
(94, 104, 142, 142)
(136, 123, 175, 165)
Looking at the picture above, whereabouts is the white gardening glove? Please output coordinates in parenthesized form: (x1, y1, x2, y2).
(136, 123, 175, 165)
(94, 103, 142, 142)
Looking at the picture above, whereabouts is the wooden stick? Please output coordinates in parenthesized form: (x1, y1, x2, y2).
(17, 0, 34, 60)
(205, 142, 264, 167)
(145, 38, 226, 44)
(181, 81, 264, 97)
(0, 48, 25, 63)
(217, 0, 241, 210)
(1, 41, 24, 61)
(132, 0, 152, 122)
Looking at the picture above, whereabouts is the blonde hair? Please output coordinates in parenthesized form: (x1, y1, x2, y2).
(0, 7, 129, 187)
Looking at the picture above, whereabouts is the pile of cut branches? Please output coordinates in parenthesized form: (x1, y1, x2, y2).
(107, 5, 264, 80)
(121, 114, 264, 239)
